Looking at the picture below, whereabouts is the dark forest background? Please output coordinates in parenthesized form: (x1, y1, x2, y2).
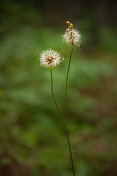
(0, 0, 117, 176)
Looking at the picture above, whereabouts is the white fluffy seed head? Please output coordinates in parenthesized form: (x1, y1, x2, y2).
(40, 49, 63, 68)
(63, 28, 81, 47)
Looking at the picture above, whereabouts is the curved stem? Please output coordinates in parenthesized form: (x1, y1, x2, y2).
(65, 46, 74, 123)
(50, 68, 75, 176)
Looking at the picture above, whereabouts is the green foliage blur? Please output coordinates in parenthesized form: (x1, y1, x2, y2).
(0, 1, 117, 176)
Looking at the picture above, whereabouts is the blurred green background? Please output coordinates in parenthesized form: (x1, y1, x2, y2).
(0, 0, 117, 176)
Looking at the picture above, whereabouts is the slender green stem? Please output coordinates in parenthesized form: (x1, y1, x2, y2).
(50, 68, 75, 176)
(65, 46, 74, 123)
(50, 68, 61, 119)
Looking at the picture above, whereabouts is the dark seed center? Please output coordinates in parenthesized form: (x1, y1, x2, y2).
(46, 57, 54, 64)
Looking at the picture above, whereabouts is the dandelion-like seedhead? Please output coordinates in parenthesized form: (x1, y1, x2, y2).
(63, 21, 81, 47)
(40, 49, 63, 68)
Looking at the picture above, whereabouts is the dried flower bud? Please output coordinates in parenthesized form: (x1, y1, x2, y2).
(66, 21, 73, 30)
